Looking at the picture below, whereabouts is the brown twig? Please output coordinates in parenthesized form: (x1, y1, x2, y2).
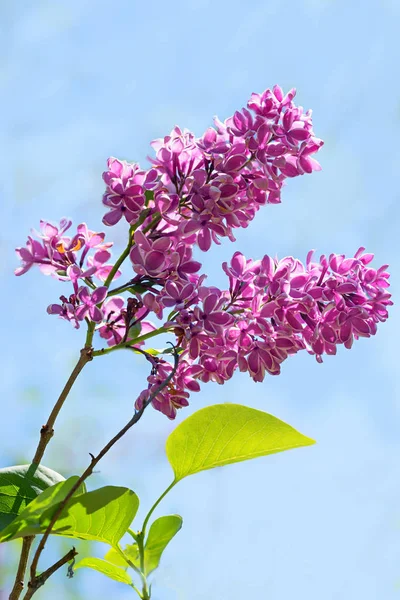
(27, 348, 179, 587)
(32, 347, 93, 465)
(9, 347, 93, 600)
(8, 538, 34, 600)
(22, 548, 77, 600)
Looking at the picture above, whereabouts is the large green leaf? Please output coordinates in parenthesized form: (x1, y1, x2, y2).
(48, 487, 139, 545)
(0, 481, 138, 546)
(0, 464, 65, 530)
(74, 557, 133, 585)
(144, 515, 182, 575)
(0, 476, 86, 542)
(166, 403, 315, 481)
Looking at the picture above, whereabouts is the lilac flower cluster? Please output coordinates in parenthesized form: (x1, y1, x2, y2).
(132, 247, 391, 418)
(15, 85, 391, 419)
(101, 85, 323, 250)
(15, 220, 121, 328)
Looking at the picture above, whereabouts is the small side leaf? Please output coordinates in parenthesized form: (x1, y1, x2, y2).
(144, 515, 182, 575)
(104, 544, 140, 569)
(0, 464, 65, 530)
(166, 403, 315, 481)
(0, 476, 86, 542)
(74, 557, 133, 585)
(104, 547, 130, 568)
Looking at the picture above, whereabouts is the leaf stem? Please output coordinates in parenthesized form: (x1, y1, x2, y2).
(114, 545, 143, 581)
(127, 528, 139, 542)
(137, 536, 150, 600)
(134, 532, 150, 599)
(141, 480, 177, 537)
(114, 545, 148, 598)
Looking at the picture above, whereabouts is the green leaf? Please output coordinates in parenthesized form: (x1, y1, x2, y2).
(142, 346, 184, 357)
(0, 464, 65, 530)
(142, 348, 162, 356)
(49, 486, 139, 545)
(105, 544, 139, 569)
(0, 476, 86, 541)
(128, 323, 141, 339)
(74, 557, 133, 585)
(166, 403, 315, 481)
(144, 515, 182, 575)
(104, 547, 130, 568)
(0, 482, 138, 546)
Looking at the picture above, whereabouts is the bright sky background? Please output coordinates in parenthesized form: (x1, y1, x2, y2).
(1, 1, 399, 599)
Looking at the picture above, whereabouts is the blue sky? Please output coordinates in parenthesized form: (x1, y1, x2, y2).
(0, 1, 399, 598)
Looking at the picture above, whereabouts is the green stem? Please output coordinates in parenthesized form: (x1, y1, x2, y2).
(130, 586, 144, 599)
(83, 277, 96, 290)
(104, 208, 160, 291)
(116, 534, 150, 598)
(132, 480, 178, 599)
(142, 213, 161, 235)
(104, 226, 134, 289)
(115, 545, 142, 580)
(141, 480, 177, 537)
(127, 528, 139, 543)
(92, 327, 170, 357)
(85, 321, 96, 349)
(136, 534, 150, 600)
(114, 546, 143, 597)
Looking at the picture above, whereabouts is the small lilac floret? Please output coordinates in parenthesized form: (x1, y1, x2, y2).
(75, 287, 108, 323)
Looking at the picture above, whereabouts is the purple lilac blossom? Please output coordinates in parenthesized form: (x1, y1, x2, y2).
(15, 84, 392, 419)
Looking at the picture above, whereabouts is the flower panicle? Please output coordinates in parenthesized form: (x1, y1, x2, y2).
(15, 84, 392, 419)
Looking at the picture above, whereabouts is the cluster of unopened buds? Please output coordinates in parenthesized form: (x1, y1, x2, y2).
(16, 85, 392, 419)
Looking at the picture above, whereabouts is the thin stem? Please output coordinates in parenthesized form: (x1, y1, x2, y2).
(107, 279, 136, 296)
(92, 327, 170, 357)
(84, 322, 96, 349)
(121, 530, 148, 597)
(27, 349, 179, 588)
(141, 481, 177, 537)
(22, 548, 77, 600)
(8, 538, 34, 600)
(83, 277, 96, 290)
(136, 533, 150, 600)
(114, 546, 145, 598)
(142, 213, 161, 235)
(103, 209, 157, 290)
(134, 530, 150, 599)
(104, 226, 134, 289)
(127, 528, 139, 542)
(32, 347, 93, 465)
(130, 584, 144, 599)
(137, 534, 145, 575)
(114, 545, 142, 579)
